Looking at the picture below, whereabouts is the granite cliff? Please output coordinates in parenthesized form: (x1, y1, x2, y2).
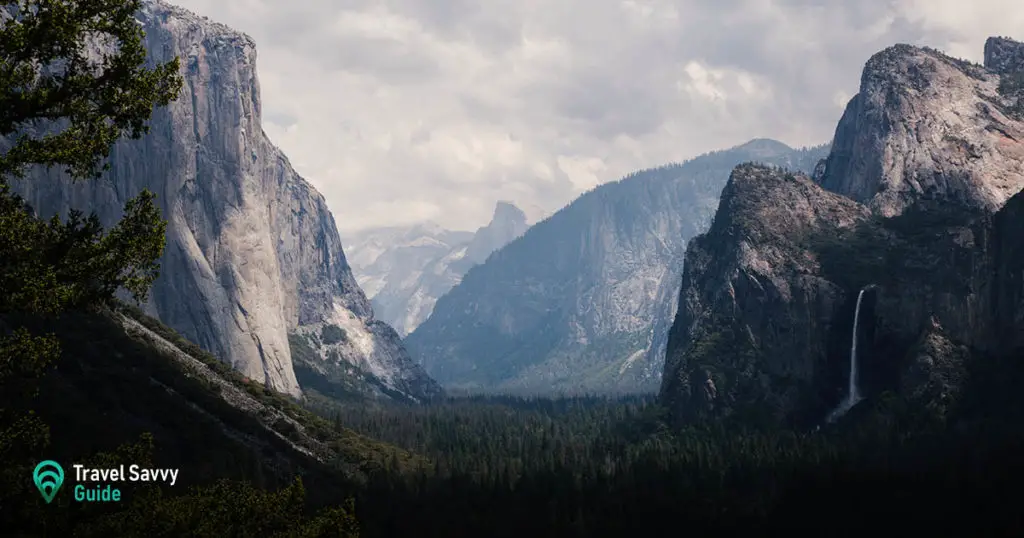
(820, 42, 1024, 216)
(10, 0, 441, 402)
(661, 37, 1024, 427)
(407, 140, 828, 394)
(345, 201, 531, 337)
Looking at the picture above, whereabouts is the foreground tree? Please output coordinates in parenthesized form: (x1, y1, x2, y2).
(1, 3, 180, 530)
(0, 2, 359, 535)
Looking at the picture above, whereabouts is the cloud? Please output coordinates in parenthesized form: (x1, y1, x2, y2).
(167, 0, 1020, 233)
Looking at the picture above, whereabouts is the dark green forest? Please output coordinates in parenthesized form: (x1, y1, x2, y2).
(313, 386, 1024, 537)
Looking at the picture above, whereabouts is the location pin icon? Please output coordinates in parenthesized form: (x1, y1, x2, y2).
(33, 460, 64, 504)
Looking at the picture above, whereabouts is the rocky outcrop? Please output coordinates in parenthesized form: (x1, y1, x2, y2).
(406, 140, 829, 394)
(660, 165, 870, 423)
(901, 317, 969, 418)
(10, 0, 441, 401)
(984, 37, 1024, 75)
(345, 201, 530, 337)
(661, 37, 1024, 427)
(820, 44, 1024, 218)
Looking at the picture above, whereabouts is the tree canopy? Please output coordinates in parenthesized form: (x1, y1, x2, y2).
(0, 0, 181, 180)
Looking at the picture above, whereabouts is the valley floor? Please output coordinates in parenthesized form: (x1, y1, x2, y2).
(6, 306, 1024, 537)
(308, 391, 1024, 538)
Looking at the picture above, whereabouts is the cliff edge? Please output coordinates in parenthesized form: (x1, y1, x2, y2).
(11, 0, 441, 402)
(661, 37, 1024, 427)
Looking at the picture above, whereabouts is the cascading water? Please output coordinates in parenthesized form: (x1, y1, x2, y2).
(826, 285, 873, 423)
(846, 287, 867, 403)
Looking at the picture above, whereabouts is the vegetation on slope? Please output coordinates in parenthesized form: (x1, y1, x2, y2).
(288, 332, 408, 404)
(116, 303, 427, 477)
(997, 69, 1024, 117)
(0, 1, 364, 535)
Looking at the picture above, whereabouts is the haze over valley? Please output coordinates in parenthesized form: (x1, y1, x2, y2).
(3, 1, 1024, 535)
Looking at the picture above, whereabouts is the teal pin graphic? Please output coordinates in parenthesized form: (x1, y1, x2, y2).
(33, 460, 64, 504)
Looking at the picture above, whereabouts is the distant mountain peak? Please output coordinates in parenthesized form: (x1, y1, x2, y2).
(464, 201, 530, 265)
(490, 200, 527, 227)
(494, 199, 521, 211)
(735, 138, 794, 155)
(343, 201, 534, 337)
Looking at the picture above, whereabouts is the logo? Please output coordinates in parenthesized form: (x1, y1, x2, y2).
(33, 460, 64, 504)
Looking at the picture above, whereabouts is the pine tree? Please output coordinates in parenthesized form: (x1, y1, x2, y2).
(0, 3, 360, 536)
(0, 2, 179, 533)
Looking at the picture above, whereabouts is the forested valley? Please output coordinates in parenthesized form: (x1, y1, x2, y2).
(5, 2, 1024, 537)
(304, 377, 1024, 537)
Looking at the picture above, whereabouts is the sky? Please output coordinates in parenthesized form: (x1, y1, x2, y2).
(170, 0, 1023, 233)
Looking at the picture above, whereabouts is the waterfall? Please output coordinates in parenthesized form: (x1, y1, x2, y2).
(826, 285, 872, 423)
(847, 287, 866, 403)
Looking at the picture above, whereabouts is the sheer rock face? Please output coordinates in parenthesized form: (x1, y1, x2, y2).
(661, 37, 1024, 427)
(10, 0, 440, 401)
(820, 43, 1024, 218)
(660, 165, 870, 423)
(984, 37, 1024, 75)
(462, 201, 530, 265)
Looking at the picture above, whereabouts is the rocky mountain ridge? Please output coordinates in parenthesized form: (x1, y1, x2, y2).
(661, 36, 1024, 427)
(406, 139, 830, 394)
(345, 201, 530, 336)
(10, 0, 441, 402)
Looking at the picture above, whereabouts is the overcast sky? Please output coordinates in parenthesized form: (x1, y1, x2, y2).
(171, 0, 1021, 233)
